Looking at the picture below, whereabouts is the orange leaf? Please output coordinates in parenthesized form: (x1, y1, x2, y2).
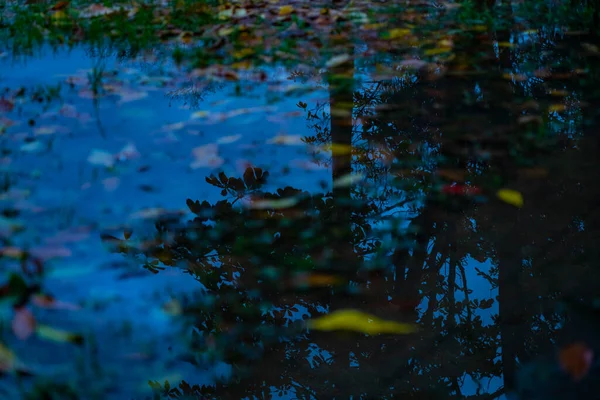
(559, 342, 594, 381)
(12, 307, 36, 341)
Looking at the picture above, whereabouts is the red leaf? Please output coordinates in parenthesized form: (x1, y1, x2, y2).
(32, 294, 80, 311)
(441, 184, 482, 196)
(559, 342, 594, 381)
(0, 99, 14, 112)
(12, 307, 36, 340)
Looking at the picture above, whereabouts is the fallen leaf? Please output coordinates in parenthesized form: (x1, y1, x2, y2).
(36, 324, 83, 345)
(102, 177, 120, 192)
(0, 343, 14, 372)
(12, 307, 36, 341)
(50, 1, 70, 11)
(497, 188, 524, 208)
(388, 28, 411, 39)
(30, 246, 72, 260)
(549, 104, 567, 113)
(34, 126, 59, 135)
(293, 273, 344, 288)
(559, 342, 593, 381)
(87, 150, 115, 168)
(117, 90, 148, 105)
(424, 47, 453, 56)
(326, 54, 352, 68)
(267, 135, 305, 145)
(115, 143, 140, 161)
(162, 299, 182, 316)
(249, 197, 299, 210)
(320, 143, 353, 155)
(32, 294, 80, 311)
(216, 134, 242, 144)
(442, 184, 482, 196)
(307, 309, 418, 335)
(129, 208, 185, 220)
(333, 173, 364, 188)
(190, 144, 224, 169)
(20, 141, 44, 153)
(279, 5, 294, 15)
(0, 99, 14, 112)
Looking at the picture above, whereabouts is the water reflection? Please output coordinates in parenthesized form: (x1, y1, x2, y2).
(105, 27, 600, 400)
(2, 10, 600, 400)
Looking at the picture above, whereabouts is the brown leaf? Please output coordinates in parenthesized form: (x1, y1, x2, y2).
(50, 1, 70, 10)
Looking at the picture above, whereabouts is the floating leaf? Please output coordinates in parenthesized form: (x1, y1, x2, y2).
(87, 150, 115, 168)
(36, 324, 83, 345)
(326, 54, 352, 68)
(278, 5, 294, 15)
(115, 143, 140, 161)
(307, 309, 418, 335)
(34, 126, 59, 135)
(250, 197, 299, 210)
(293, 273, 344, 288)
(548, 104, 567, 113)
(424, 47, 452, 56)
(333, 173, 364, 188)
(559, 342, 593, 381)
(267, 135, 304, 145)
(31, 294, 80, 311)
(0, 341, 29, 375)
(497, 188, 524, 208)
(20, 141, 44, 153)
(497, 41, 515, 48)
(216, 134, 242, 144)
(162, 299, 182, 316)
(12, 307, 36, 341)
(50, 1, 71, 11)
(320, 143, 352, 155)
(388, 28, 411, 39)
(117, 90, 148, 105)
(190, 144, 224, 169)
(0, 99, 14, 112)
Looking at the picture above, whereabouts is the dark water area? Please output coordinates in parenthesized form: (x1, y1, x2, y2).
(2, 1, 600, 399)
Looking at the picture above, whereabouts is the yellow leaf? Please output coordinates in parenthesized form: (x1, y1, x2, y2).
(548, 89, 569, 97)
(424, 47, 452, 56)
(279, 5, 294, 15)
(232, 47, 254, 59)
(190, 111, 209, 119)
(497, 41, 515, 48)
(250, 197, 299, 210)
(333, 173, 364, 188)
(36, 324, 83, 344)
(327, 143, 353, 155)
(497, 189, 523, 208)
(0, 342, 16, 373)
(51, 10, 69, 21)
(218, 27, 235, 36)
(388, 28, 411, 39)
(549, 104, 567, 113)
(307, 309, 418, 335)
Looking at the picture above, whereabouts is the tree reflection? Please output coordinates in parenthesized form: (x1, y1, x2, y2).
(98, 7, 600, 399)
